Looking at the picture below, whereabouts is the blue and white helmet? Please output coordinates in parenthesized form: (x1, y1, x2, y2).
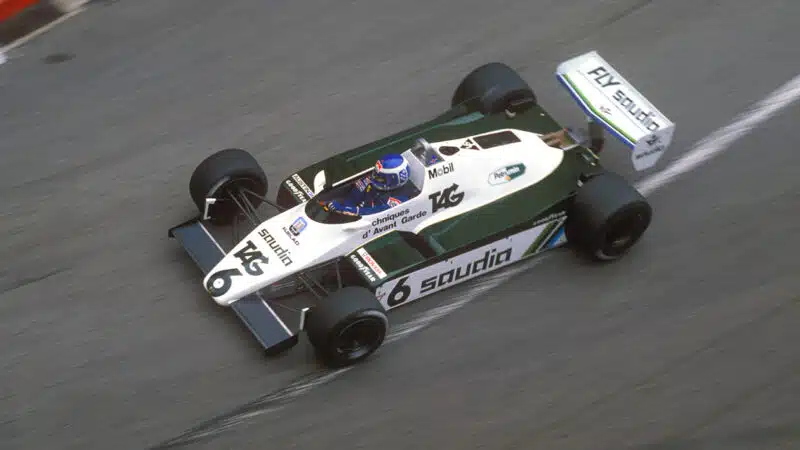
(371, 153, 410, 191)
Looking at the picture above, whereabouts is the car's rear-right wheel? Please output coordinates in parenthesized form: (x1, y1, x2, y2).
(188, 148, 268, 225)
(305, 287, 388, 368)
(452, 62, 537, 115)
(566, 171, 652, 261)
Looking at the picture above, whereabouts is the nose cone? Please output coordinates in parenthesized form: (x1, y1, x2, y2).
(202, 206, 350, 305)
(203, 223, 301, 305)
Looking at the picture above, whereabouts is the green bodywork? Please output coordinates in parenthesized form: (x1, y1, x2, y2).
(283, 99, 568, 188)
(276, 98, 603, 288)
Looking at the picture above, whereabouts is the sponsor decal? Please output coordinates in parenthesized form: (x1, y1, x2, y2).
(460, 138, 479, 150)
(349, 253, 377, 283)
(233, 240, 269, 276)
(381, 246, 513, 308)
(387, 197, 402, 207)
(289, 217, 307, 236)
(206, 268, 242, 296)
(374, 222, 575, 309)
(205, 239, 270, 296)
(587, 66, 621, 88)
(599, 105, 613, 115)
(634, 133, 666, 160)
(532, 210, 566, 228)
(361, 208, 427, 239)
(586, 66, 662, 132)
(400, 210, 427, 224)
(420, 248, 512, 294)
(371, 209, 409, 226)
(291, 173, 315, 198)
(487, 163, 526, 186)
(258, 229, 293, 266)
(399, 167, 409, 184)
(282, 227, 300, 246)
(635, 146, 664, 160)
(427, 162, 455, 179)
(429, 183, 464, 213)
(284, 180, 308, 202)
(357, 248, 387, 279)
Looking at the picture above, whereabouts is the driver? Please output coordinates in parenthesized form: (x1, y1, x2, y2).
(326, 153, 411, 216)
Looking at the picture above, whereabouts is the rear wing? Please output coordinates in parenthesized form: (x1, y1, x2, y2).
(556, 51, 676, 171)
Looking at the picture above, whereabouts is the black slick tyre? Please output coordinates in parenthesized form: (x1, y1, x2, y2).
(189, 148, 268, 225)
(306, 287, 388, 368)
(566, 172, 652, 261)
(452, 62, 537, 114)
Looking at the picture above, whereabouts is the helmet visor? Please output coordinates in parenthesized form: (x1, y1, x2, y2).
(371, 171, 391, 190)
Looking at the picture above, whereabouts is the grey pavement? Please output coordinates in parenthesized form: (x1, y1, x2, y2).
(0, 0, 798, 449)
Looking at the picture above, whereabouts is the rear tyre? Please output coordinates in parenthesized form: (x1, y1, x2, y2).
(566, 172, 652, 261)
(306, 287, 388, 368)
(189, 148, 268, 225)
(451, 62, 537, 114)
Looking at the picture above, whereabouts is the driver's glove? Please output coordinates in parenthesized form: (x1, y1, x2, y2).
(327, 200, 360, 216)
(326, 200, 341, 211)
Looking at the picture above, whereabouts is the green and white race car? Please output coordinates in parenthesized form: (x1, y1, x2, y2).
(169, 51, 675, 367)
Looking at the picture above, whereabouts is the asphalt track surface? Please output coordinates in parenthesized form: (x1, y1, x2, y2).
(1, 1, 799, 449)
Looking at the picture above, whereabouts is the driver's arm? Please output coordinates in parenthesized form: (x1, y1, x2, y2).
(355, 203, 391, 215)
(326, 177, 370, 215)
(356, 193, 408, 215)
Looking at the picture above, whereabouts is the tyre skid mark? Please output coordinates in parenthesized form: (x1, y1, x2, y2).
(149, 73, 800, 449)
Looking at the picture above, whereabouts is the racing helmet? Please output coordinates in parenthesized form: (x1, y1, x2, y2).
(371, 153, 410, 191)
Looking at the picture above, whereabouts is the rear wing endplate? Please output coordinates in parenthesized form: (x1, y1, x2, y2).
(556, 51, 676, 171)
(169, 219, 299, 354)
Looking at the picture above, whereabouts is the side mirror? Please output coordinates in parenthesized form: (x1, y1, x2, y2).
(202, 198, 217, 220)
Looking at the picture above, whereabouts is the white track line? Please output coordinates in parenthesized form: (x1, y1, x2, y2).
(636, 74, 800, 195)
(390, 73, 800, 348)
(161, 73, 800, 446)
(0, 8, 85, 56)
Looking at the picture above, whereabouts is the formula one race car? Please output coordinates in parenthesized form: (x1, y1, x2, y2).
(169, 51, 675, 367)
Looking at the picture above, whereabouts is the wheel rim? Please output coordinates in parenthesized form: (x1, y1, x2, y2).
(333, 317, 386, 360)
(216, 176, 264, 199)
(601, 210, 648, 256)
(207, 177, 265, 221)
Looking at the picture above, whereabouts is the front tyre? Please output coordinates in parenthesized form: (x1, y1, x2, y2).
(306, 287, 388, 368)
(188, 148, 268, 225)
(566, 172, 652, 261)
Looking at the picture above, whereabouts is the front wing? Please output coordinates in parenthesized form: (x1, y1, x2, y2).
(169, 218, 301, 354)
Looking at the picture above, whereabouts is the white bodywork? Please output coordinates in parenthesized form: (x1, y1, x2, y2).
(556, 51, 676, 171)
(372, 213, 567, 311)
(204, 129, 565, 306)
